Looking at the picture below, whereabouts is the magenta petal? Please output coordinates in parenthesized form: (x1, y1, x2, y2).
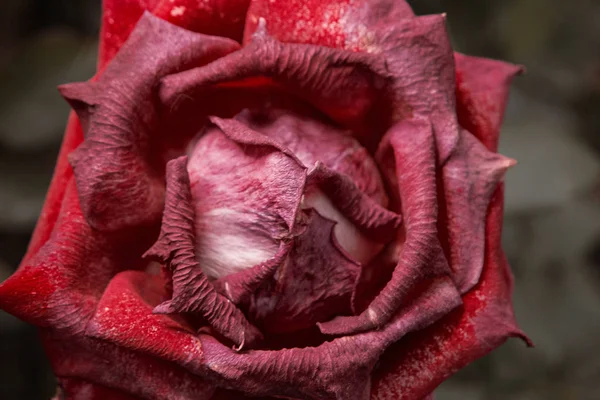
(144, 156, 263, 349)
(251, 209, 361, 334)
(319, 119, 461, 336)
(59, 13, 240, 232)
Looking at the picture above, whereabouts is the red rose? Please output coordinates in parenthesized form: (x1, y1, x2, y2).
(0, 1, 531, 399)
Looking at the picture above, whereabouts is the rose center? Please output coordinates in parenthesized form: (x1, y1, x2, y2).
(187, 108, 388, 279)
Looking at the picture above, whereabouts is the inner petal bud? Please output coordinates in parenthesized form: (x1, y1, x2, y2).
(238, 108, 389, 265)
(187, 122, 306, 280)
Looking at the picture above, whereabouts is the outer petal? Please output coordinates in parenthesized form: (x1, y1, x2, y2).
(59, 14, 240, 232)
(243, 0, 414, 48)
(54, 378, 142, 400)
(370, 186, 532, 399)
(439, 129, 516, 293)
(153, 0, 251, 42)
(99, 0, 161, 69)
(0, 180, 147, 332)
(160, 26, 392, 148)
(26, 0, 157, 261)
(319, 119, 460, 336)
(144, 156, 263, 349)
(454, 53, 524, 152)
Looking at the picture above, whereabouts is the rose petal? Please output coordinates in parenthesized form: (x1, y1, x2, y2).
(250, 209, 361, 334)
(370, 186, 532, 400)
(99, 1, 161, 69)
(144, 156, 263, 349)
(0, 180, 147, 332)
(214, 241, 292, 306)
(318, 118, 460, 336)
(439, 129, 516, 293)
(306, 162, 401, 242)
(45, 328, 214, 400)
(153, 0, 251, 42)
(236, 106, 389, 205)
(454, 53, 524, 152)
(243, 0, 414, 48)
(234, 106, 397, 264)
(59, 13, 240, 232)
(187, 117, 307, 279)
(160, 26, 392, 148)
(198, 270, 459, 400)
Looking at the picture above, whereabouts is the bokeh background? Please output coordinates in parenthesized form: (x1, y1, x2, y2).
(1, 0, 599, 399)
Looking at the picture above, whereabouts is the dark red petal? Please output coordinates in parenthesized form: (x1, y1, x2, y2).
(198, 270, 459, 400)
(243, 0, 414, 47)
(160, 28, 392, 146)
(153, 0, 251, 42)
(144, 156, 263, 349)
(306, 162, 401, 242)
(455, 53, 524, 152)
(59, 13, 240, 232)
(370, 186, 532, 400)
(439, 129, 516, 293)
(250, 209, 361, 334)
(318, 118, 459, 336)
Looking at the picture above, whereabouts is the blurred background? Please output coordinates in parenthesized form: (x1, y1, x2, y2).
(0, 0, 599, 399)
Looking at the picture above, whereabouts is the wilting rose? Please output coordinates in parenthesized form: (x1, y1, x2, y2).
(0, 0, 531, 399)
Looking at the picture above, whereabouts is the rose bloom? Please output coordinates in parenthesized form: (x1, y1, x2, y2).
(0, 0, 531, 399)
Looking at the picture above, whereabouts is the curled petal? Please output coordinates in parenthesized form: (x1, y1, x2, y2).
(306, 162, 401, 242)
(319, 118, 459, 336)
(199, 269, 460, 400)
(60, 13, 240, 232)
(236, 106, 389, 205)
(144, 156, 263, 349)
(440, 129, 516, 293)
(454, 53, 524, 152)
(370, 187, 532, 399)
(250, 209, 361, 334)
(160, 28, 392, 146)
(214, 241, 292, 306)
(187, 117, 307, 279)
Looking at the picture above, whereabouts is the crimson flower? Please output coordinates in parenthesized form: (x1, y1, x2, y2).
(0, 1, 531, 399)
